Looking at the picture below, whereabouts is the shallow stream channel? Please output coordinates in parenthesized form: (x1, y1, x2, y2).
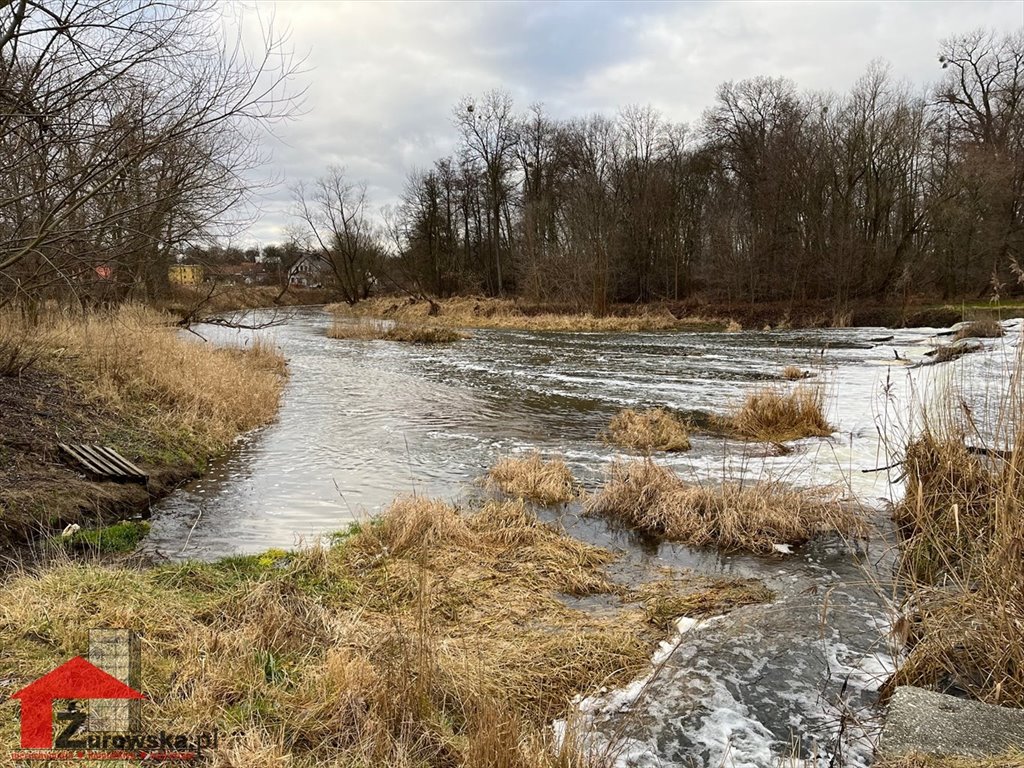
(145, 308, 1021, 767)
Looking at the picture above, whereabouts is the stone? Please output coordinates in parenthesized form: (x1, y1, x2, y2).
(879, 686, 1024, 758)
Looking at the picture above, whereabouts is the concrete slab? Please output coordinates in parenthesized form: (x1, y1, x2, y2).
(880, 686, 1024, 758)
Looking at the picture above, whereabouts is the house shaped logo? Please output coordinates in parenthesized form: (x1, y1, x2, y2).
(11, 656, 145, 749)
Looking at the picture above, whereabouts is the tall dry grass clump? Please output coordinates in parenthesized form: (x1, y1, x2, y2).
(887, 415, 1024, 707)
(724, 383, 833, 442)
(42, 305, 286, 454)
(604, 408, 691, 452)
(0, 495, 770, 766)
(488, 452, 577, 504)
(585, 459, 863, 554)
(781, 365, 814, 381)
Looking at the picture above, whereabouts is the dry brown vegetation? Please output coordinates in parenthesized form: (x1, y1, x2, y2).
(328, 296, 735, 333)
(585, 459, 864, 554)
(952, 318, 1004, 342)
(0, 305, 286, 543)
(487, 452, 577, 505)
(886, 421, 1024, 707)
(781, 365, 814, 381)
(721, 384, 833, 442)
(328, 318, 467, 344)
(605, 408, 691, 452)
(0, 496, 772, 766)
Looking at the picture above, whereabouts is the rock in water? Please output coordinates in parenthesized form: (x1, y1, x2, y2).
(879, 686, 1024, 758)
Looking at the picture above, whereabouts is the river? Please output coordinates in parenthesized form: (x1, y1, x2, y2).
(144, 307, 1020, 767)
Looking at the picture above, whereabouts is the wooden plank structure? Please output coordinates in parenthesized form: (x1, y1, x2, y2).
(59, 443, 148, 483)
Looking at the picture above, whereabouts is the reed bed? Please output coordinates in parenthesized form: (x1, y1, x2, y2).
(886, 419, 1024, 707)
(585, 459, 863, 554)
(0, 496, 771, 766)
(488, 452, 578, 505)
(605, 408, 691, 452)
(327, 296, 734, 333)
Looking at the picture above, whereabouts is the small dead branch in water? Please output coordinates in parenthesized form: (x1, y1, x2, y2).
(605, 408, 691, 452)
(585, 459, 864, 554)
(487, 452, 577, 505)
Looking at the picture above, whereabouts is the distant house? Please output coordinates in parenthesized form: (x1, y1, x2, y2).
(168, 264, 204, 286)
(288, 253, 328, 288)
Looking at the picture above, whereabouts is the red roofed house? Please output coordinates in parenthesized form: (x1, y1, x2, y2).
(11, 656, 145, 749)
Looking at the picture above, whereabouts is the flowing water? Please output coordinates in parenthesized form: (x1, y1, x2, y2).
(144, 308, 1021, 767)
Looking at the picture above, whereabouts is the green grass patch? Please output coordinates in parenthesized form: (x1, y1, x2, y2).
(60, 520, 151, 553)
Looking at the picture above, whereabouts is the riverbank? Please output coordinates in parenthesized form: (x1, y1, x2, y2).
(327, 294, 1024, 333)
(0, 495, 771, 766)
(0, 306, 286, 549)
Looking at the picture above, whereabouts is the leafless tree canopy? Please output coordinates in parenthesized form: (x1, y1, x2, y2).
(0, 0, 299, 308)
(379, 30, 1024, 313)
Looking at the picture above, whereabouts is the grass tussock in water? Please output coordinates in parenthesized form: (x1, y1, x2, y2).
(327, 318, 467, 343)
(487, 452, 577, 505)
(952, 318, 1004, 342)
(585, 459, 864, 554)
(886, 414, 1024, 708)
(327, 296, 736, 333)
(605, 408, 691, 453)
(721, 383, 833, 442)
(781, 365, 814, 381)
(0, 495, 767, 766)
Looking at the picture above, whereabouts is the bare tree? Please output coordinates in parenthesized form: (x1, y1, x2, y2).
(453, 89, 519, 295)
(292, 167, 379, 305)
(0, 0, 301, 308)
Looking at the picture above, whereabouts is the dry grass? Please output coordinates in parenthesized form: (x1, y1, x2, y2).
(0, 305, 286, 543)
(327, 296, 737, 333)
(488, 452, 578, 505)
(886, 421, 1024, 707)
(584, 459, 864, 554)
(952, 318, 1004, 342)
(605, 408, 691, 452)
(0, 496, 770, 767)
(328, 318, 467, 344)
(781, 365, 814, 381)
(41, 305, 286, 455)
(722, 383, 833, 442)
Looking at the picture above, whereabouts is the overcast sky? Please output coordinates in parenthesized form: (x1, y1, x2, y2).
(238, 0, 1024, 246)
